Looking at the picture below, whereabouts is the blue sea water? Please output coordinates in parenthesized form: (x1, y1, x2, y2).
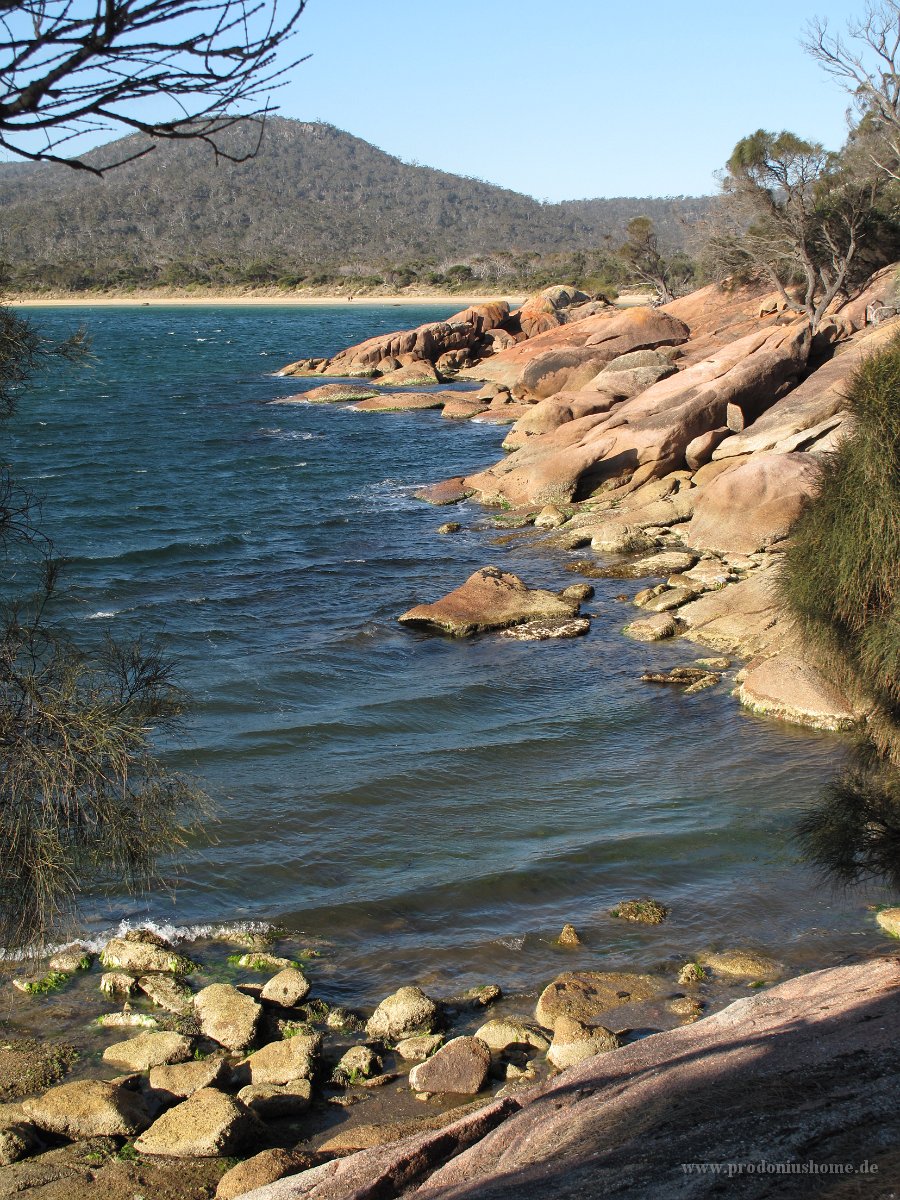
(5, 303, 887, 1003)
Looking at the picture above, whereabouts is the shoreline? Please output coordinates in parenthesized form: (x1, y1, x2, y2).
(6, 290, 529, 309)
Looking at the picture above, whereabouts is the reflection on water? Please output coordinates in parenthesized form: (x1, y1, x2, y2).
(797, 742, 900, 892)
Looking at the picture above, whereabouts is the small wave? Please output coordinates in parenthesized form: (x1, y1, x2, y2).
(494, 935, 526, 951)
(86, 609, 119, 620)
(0, 918, 279, 961)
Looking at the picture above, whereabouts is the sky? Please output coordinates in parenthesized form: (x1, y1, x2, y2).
(270, 0, 868, 199)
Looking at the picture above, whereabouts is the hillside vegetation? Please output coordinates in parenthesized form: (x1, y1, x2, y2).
(0, 118, 711, 293)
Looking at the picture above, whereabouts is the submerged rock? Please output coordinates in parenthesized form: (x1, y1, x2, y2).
(535, 971, 663, 1031)
(610, 899, 669, 925)
(499, 616, 590, 641)
(698, 949, 782, 981)
(558, 924, 582, 946)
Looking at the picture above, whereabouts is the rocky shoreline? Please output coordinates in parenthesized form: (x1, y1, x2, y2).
(6, 277, 900, 1197)
(9, 910, 898, 1200)
(276, 273, 900, 733)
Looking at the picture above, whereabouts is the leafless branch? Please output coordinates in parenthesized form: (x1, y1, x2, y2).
(0, 0, 307, 172)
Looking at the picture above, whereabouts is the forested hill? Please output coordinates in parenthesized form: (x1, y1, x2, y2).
(0, 118, 713, 290)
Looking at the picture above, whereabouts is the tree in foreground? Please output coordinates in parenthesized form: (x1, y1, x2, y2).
(0, 308, 205, 952)
(0, 0, 308, 946)
(0, 0, 307, 172)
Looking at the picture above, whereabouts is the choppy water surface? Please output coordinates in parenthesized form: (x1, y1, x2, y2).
(4, 304, 890, 1008)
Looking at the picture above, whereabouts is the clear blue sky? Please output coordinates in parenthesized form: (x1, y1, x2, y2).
(274, 0, 866, 199)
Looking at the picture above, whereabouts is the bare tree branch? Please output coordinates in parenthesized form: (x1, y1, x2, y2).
(0, 0, 308, 172)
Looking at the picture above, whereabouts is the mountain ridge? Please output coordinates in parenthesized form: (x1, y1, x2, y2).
(0, 118, 713, 290)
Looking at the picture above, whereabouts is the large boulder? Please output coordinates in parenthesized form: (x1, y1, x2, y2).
(194, 984, 261, 1051)
(408, 1037, 491, 1095)
(464, 323, 810, 506)
(737, 653, 859, 731)
(679, 567, 789, 658)
(134, 1087, 260, 1158)
(366, 986, 441, 1041)
(713, 316, 900, 460)
(685, 452, 819, 554)
(398, 567, 579, 637)
(23, 1080, 152, 1140)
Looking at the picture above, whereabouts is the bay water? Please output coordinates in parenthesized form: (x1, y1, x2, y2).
(5, 303, 887, 1010)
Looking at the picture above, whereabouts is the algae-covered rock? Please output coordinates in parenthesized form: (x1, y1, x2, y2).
(876, 907, 900, 937)
(610, 899, 669, 925)
(698, 949, 782, 981)
(101, 933, 194, 975)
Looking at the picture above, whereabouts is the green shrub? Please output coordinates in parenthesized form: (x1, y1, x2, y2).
(778, 333, 900, 722)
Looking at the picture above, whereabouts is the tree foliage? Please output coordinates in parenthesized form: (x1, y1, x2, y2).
(806, 1, 900, 180)
(617, 216, 695, 303)
(0, 0, 307, 172)
(711, 129, 884, 331)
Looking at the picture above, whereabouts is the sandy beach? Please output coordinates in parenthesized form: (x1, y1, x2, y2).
(7, 291, 529, 309)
